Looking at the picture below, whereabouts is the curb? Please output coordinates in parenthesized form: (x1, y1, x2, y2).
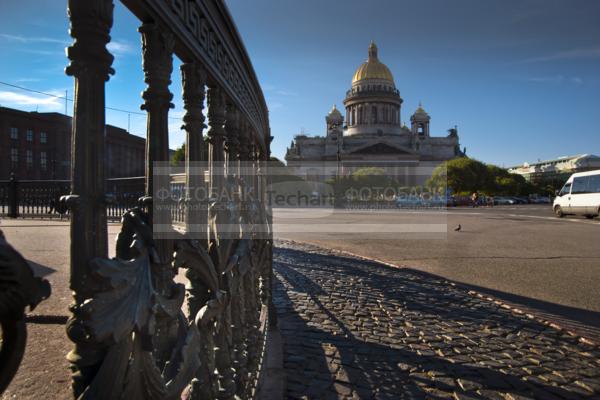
(257, 324, 286, 400)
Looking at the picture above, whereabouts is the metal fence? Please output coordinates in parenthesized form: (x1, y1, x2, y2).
(0, 176, 201, 223)
(1, 0, 273, 399)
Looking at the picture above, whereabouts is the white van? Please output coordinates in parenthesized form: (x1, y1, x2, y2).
(553, 170, 600, 218)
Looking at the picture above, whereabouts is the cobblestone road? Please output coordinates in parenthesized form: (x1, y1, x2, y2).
(272, 241, 600, 400)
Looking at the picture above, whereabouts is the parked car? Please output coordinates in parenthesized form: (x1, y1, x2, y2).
(553, 170, 600, 218)
(395, 196, 422, 209)
(494, 196, 516, 205)
(510, 196, 529, 204)
(530, 196, 551, 204)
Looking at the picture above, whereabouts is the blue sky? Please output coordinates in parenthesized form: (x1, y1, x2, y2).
(1, 0, 599, 167)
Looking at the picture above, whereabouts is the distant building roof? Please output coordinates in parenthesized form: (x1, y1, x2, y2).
(508, 154, 600, 176)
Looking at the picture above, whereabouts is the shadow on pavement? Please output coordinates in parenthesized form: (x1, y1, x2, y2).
(273, 245, 599, 399)
(433, 277, 600, 338)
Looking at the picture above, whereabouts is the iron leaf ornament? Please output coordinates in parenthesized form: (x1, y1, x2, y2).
(75, 208, 200, 399)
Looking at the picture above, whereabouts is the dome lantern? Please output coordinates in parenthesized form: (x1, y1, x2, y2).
(368, 41, 378, 60)
(351, 41, 395, 85)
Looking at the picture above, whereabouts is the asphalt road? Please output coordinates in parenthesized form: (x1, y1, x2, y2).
(2, 204, 599, 341)
(273, 204, 600, 336)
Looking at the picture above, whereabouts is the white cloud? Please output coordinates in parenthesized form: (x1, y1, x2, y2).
(1, 33, 137, 58)
(526, 75, 564, 84)
(275, 90, 297, 97)
(524, 75, 585, 86)
(0, 90, 63, 111)
(15, 78, 42, 83)
(0, 33, 68, 45)
(570, 77, 583, 85)
(522, 46, 600, 63)
(263, 84, 297, 97)
(107, 40, 136, 56)
(268, 101, 284, 110)
(18, 48, 60, 56)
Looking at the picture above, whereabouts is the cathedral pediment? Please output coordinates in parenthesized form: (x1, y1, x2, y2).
(348, 142, 414, 155)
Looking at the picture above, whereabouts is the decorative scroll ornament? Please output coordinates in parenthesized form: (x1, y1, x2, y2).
(0, 230, 51, 394)
(74, 208, 200, 400)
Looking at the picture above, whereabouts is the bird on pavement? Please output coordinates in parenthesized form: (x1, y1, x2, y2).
(454, 224, 461, 232)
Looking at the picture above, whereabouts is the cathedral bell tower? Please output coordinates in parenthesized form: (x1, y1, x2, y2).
(326, 104, 344, 140)
(410, 103, 430, 137)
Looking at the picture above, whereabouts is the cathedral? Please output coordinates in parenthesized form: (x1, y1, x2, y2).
(285, 42, 464, 185)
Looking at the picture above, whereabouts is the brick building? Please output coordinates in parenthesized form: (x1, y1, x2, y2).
(0, 106, 145, 180)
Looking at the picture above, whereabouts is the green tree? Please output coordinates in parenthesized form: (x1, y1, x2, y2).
(428, 157, 488, 195)
(427, 157, 536, 196)
(171, 143, 185, 165)
(351, 167, 391, 192)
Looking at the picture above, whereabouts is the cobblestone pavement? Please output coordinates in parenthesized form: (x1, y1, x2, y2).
(272, 241, 600, 400)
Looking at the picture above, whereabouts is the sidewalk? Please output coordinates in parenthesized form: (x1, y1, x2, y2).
(273, 240, 600, 399)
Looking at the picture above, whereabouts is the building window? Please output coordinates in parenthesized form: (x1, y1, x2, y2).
(40, 151, 47, 171)
(26, 129, 33, 142)
(40, 132, 47, 144)
(11, 148, 19, 168)
(26, 150, 33, 169)
(10, 127, 18, 139)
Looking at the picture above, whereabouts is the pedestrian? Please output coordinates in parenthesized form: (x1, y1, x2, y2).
(471, 192, 478, 208)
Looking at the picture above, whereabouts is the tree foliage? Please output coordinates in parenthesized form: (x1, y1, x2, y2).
(171, 143, 185, 165)
(427, 157, 538, 196)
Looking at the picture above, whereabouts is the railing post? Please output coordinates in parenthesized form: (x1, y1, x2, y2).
(225, 105, 240, 178)
(140, 21, 176, 368)
(8, 173, 18, 219)
(181, 62, 207, 238)
(207, 86, 227, 197)
(207, 86, 238, 399)
(238, 121, 251, 215)
(261, 137, 277, 329)
(237, 124, 255, 396)
(180, 65, 214, 399)
(63, 0, 114, 396)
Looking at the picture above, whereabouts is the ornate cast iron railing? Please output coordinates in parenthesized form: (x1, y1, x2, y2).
(61, 1, 272, 399)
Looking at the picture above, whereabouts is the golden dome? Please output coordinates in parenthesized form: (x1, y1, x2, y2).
(328, 104, 342, 117)
(414, 102, 428, 115)
(411, 102, 430, 121)
(351, 41, 395, 84)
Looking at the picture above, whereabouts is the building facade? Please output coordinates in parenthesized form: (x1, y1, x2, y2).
(0, 106, 145, 180)
(285, 42, 463, 185)
(508, 154, 600, 184)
